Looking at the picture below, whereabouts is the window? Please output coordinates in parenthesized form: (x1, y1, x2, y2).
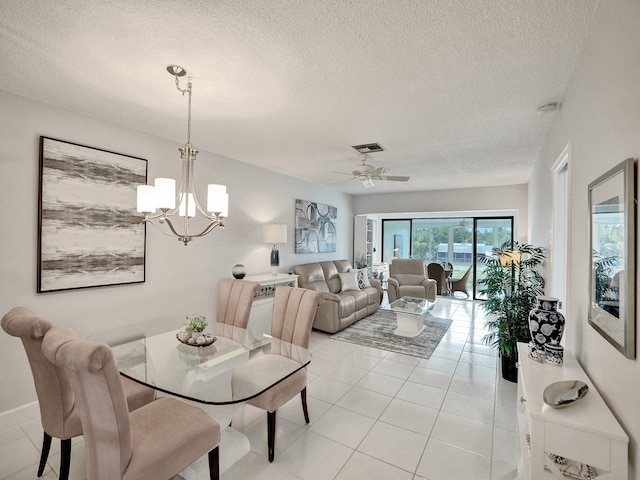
(382, 216, 514, 299)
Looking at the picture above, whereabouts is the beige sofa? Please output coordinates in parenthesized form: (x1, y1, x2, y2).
(293, 260, 381, 333)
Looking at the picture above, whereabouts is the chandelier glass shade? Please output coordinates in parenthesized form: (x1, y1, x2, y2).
(136, 65, 228, 245)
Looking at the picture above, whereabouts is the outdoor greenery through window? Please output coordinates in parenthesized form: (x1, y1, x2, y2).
(382, 217, 513, 299)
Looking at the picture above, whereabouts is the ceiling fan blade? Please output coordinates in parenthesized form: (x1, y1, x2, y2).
(370, 166, 386, 176)
(332, 171, 355, 176)
(379, 175, 410, 182)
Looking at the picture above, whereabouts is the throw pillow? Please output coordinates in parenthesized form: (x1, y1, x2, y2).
(356, 268, 371, 289)
(338, 272, 360, 292)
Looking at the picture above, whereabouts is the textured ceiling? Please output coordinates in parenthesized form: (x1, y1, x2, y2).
(0, 0, 601, 195)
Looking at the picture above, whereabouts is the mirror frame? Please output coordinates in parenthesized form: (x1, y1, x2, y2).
(588, 158, 636, 358)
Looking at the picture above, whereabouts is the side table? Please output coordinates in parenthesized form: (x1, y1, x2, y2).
(515, 342, 628, 479)
(243, 273, 299, 345)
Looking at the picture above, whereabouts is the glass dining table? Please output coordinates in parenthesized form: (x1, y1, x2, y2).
(90, 318, 310, 478)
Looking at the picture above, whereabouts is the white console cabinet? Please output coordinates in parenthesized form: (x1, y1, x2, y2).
(243, 274, 299, 346)
(516, 343, 628, 479)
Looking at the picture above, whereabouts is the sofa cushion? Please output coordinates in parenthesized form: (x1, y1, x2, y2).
(399, 285, 431, 299)
(352, 268, 371, 289)
(336, 294, 356, 318)
(392, 273, 425, 286)
(343, 290, 369, 311)
(294, 262, 330, 293)
(320, 261, 342, 294)
(338, 272, 360, 292)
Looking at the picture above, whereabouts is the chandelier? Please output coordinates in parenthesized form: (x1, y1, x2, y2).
(136, 65, 228, 245)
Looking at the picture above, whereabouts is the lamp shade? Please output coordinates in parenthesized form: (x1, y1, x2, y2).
(178, 193, 196, 217)
(137, 185, 156, 213)
(499, 251, 521, 266)
(154, 178, 176, 209)
(207, 184, 228, 217)
(263, 224, 287, 244)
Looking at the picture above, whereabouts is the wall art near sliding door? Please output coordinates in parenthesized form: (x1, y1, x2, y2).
(38, 137, 147, 292)
(588, 158, 636, 358)
(295, 199, 337, 253)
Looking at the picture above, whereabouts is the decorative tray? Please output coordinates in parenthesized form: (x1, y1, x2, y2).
(543, 380, 589, 408)
(176, 332, 217, 347)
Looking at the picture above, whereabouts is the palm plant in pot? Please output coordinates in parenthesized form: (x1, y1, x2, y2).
(479, 241, 545, 382)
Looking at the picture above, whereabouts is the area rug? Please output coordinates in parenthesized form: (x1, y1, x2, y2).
(330, 309, 452, 359)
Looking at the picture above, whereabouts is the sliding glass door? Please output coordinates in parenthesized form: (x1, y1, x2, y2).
(381, 216, 513, 299)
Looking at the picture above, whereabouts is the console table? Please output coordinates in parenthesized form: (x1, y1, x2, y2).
(516, 343, 628, 479)
(244, 273, 299, 345)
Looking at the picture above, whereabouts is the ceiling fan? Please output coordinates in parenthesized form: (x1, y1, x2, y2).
(335, 153, 410, 188)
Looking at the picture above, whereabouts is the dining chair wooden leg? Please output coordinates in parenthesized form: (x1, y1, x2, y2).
(59, 438, 72, 480)
(267, 411, 276, 462)
(301, 387, 310, 424)
(208, 446, 219, 480)
(37, 433, 52, 476)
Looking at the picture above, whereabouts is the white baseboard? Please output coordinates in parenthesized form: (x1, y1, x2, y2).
(0, 402, 39, 432)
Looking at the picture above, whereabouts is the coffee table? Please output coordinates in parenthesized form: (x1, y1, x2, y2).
(382, 296, 434, 337)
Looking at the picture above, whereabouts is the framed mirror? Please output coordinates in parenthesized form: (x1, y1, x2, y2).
(588, 158, 636, 358)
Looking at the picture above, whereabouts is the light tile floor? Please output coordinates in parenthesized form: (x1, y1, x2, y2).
(0, 297, 519, 480)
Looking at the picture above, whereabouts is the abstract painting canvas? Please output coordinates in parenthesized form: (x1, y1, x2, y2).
(295, 199, 337, 253)
(38, 137, 147, 292)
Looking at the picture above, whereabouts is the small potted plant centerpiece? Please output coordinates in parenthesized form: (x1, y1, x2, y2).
(177, 314, 214, 346)
(478, 241, 545, 382)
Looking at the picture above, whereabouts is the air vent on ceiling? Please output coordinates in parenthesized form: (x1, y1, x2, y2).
(351, 143, 384, 154)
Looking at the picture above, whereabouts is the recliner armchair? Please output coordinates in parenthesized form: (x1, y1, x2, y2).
(387, 259, 437, 303)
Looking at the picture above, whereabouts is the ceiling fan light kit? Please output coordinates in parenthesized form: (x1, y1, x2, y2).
(362, 178, 375, 188)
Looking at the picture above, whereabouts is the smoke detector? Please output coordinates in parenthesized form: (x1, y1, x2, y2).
(351, 143, 384, 153)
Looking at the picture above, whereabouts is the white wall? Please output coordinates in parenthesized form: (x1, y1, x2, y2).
(528, 0, 640, 476)
(353, 184, 528, 243)
(0, 90, 353, 412)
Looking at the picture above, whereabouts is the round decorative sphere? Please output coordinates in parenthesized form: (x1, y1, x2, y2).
(232, 264, 246, 279)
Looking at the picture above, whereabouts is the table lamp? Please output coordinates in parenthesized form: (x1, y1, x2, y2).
(263, 224, 287, 275)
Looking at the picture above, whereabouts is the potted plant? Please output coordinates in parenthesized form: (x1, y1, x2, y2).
(478, 241, 545, 382)
(185, 314, 207, 332)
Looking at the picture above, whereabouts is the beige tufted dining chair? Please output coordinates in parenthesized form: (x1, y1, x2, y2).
(232, 286, 323, 462)
(42, 325, 221, 480)
(1, 306, 155, 480)
(215, 278, 260, 344)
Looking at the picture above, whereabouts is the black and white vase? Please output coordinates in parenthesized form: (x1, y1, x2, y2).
(528, 296, 565, 357)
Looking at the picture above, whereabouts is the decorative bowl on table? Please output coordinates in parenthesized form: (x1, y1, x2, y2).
(543, 380, 589, 408)
(176, 328, 216, 347)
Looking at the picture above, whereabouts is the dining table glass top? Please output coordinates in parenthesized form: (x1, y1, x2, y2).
(90, 320, 310, 405)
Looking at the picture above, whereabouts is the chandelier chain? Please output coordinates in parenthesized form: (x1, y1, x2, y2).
(173, 74, 193, 147)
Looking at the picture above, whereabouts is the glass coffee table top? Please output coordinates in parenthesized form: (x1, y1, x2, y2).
(381, 296, 434, 337)
(382, 296, 432, 315)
